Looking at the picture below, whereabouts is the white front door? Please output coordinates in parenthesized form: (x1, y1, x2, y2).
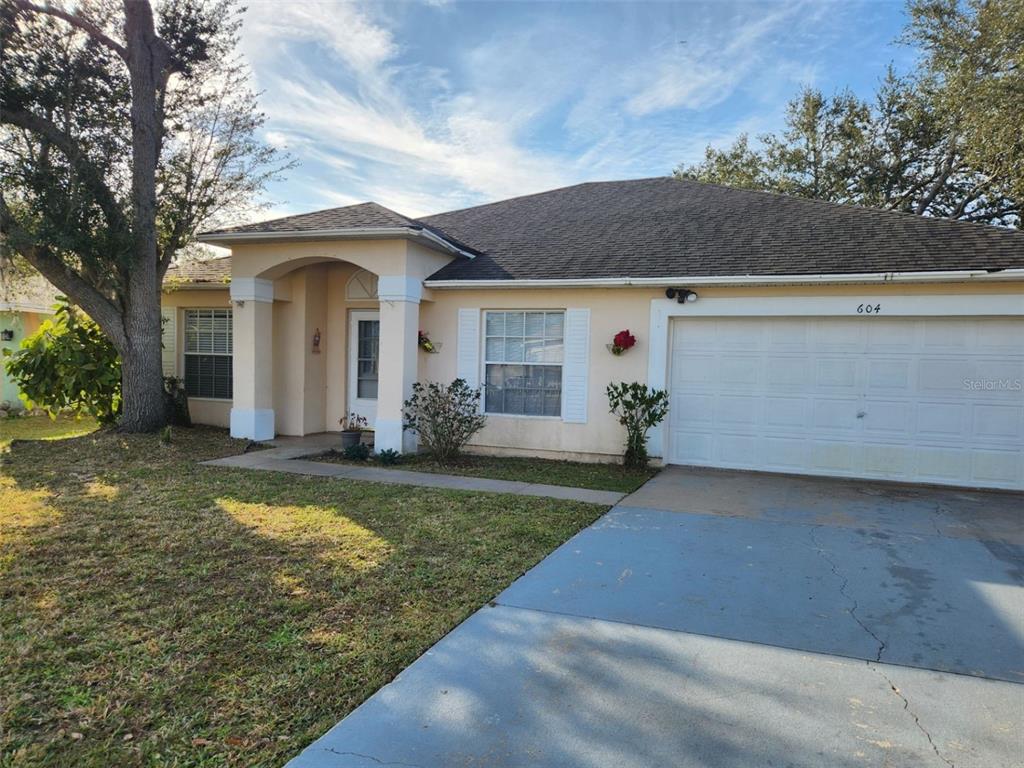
(348, 310, 380, 426)
(667, 316, 1024, 490)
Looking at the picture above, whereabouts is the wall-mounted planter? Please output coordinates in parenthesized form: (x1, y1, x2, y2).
(419, 342, 443, 354)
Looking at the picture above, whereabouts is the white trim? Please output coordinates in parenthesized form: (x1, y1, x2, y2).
(199, 226, 476, 259)
(425, 268, 1024, 289)
(0, 302, 55, 314)
(230, 277, 273, 303)
(230, 408, 274, 440)
(377, 275, 422, 303)
(645, 292, 1024, 460)
(562, 308, 590, 424)
(348, 310, 380, 425)
(456, 308, 481, 391)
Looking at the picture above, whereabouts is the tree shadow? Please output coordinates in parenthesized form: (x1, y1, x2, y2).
(0, 428, 599, 767)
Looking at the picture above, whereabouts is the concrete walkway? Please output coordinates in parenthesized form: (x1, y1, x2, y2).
(201, 436, 625, 506)
(285, 466, 1024, 768)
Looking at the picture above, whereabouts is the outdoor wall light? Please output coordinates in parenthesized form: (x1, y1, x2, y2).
(665, 287, 699, 304)
(1, 329, 13, 341)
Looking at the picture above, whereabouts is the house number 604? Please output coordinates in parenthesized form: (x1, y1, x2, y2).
(857, 303, 881, 314)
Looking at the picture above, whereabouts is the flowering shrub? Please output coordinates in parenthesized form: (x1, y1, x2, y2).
(610, 329, 637, 355)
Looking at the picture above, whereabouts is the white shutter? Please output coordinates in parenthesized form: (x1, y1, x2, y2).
(561, 308, 590, 423)
(457, 308, 481, 390)
(160, 307, 176, 377)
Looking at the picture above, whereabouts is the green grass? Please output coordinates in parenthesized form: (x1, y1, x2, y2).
(0, 414, 98, 448)
(314, 450, 659, 494)
(0, 424, 606, 767)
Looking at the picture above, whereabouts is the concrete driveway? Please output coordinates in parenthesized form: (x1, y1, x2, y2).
(288, 467, 1024, 768)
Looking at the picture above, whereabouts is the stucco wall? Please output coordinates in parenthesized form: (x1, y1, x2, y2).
(420, 280, 1024, 461)
(1, 310, 46, 408)
(161, 288, 233, 428)
(163, 265, 1024, 460)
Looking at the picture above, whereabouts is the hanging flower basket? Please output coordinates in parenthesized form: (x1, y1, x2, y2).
(418, 330, 441, 353)
(607, 329, 636, 356)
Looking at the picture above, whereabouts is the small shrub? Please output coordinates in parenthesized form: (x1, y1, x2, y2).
(343, 442, 370, 461)
(159, 426, 173, 445)
(606, 381, 670, 468)
(402, 379, 487, 466)
(376, 448, 401, 466)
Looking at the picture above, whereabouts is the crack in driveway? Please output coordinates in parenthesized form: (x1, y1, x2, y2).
(807, 526, 955, 767)
(324, 747, 423, 767)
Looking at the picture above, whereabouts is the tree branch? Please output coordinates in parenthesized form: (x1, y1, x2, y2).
(0, 107, 127, 232)
(11, 0, 128, 60)
(0, 195, 126, 348)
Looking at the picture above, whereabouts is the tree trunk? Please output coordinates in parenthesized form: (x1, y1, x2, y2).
(119, 0, 169, 432)
(118, 258, 166, 432)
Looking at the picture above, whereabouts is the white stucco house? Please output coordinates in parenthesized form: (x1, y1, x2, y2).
(162, 178, 1024, 490)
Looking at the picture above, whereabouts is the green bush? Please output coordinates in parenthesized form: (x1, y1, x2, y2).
(606, 381, 670, 468)
(402, 379, 487, 466)
(343, 442, 371, 461)
(3, 299, 121, 425)
(376, 448, 401, 466)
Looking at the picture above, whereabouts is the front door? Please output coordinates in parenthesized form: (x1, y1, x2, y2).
(348, 310, 380, 426)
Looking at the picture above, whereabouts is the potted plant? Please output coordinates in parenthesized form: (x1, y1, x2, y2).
(339, 412, 368, 448)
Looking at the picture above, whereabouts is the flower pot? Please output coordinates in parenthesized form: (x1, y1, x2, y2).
(340, 430, 362, 449)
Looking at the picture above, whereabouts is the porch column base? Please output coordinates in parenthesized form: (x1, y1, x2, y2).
(374, 418, 415, 454)
(230, 408, 275, 441)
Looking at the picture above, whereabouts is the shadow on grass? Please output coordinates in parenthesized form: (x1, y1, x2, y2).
(0, 427, 603, 768)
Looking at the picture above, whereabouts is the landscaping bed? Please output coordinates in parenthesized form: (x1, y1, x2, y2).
(0, 418, 605, 767)
(310, 449, 659, 494)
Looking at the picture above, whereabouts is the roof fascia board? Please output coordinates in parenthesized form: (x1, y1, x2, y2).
(424, 269, 1024, 289)
(198, 226, 475, 259)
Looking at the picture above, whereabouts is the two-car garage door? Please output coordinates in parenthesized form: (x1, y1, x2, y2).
(668, 316, 1023, 490)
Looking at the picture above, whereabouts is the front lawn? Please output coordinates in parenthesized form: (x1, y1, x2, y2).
(0, 421, 605, 767)
(313, 450, 658, 494)
(0, 413, 98, 448)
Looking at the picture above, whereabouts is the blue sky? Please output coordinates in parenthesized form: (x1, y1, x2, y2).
(240, 0, 915, 219)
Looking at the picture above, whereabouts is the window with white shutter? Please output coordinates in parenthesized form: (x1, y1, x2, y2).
(483, 310, 564, 417)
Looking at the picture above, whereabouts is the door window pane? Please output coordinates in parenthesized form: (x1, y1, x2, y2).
(356, 319, 379, 400)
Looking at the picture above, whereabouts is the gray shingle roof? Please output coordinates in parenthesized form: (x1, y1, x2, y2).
(202, 202, 479, 255)
(209, 202, 419, 233)
(421, 177, 1024, 281)
(164, 255, 231, 286)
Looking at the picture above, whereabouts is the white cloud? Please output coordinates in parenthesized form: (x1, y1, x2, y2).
(237, 0, 870, 219)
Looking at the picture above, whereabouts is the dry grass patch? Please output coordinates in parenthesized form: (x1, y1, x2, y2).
(0, 421, 605, 767)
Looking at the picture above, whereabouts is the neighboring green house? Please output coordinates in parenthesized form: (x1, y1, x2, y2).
(1, 274, 58, 410)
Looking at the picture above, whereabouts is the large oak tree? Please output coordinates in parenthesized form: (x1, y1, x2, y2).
(1, 0, 286, 430)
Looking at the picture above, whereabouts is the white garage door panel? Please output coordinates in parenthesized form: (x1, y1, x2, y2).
(668, 317, 1024, 490)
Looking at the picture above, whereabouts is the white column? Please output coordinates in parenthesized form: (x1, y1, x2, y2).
(229, 277, 275, 440)
(375, 276, 421, 453)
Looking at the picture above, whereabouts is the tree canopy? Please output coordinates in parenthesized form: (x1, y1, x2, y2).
(0, 0, 287, 429)
(676, 0, 1022, 227)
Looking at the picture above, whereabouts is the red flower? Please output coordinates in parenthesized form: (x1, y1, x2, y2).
(613, 329, 636, 350)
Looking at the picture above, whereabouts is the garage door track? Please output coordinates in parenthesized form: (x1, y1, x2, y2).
(288, 467, 1024, 768)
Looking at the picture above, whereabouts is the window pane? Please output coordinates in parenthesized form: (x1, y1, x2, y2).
(543, 339, 563, 363)
(357, 379, 378, 399)
(504, 337, 524, 363)
(184, 354, 233, 399)
(505, 311, 525, 337)
(484, 363, 560, 417)
(545, 312, 564, 337)
(485, 337, 503, 361)
(524, 338, 545, 363)
(485, 312, 505, 336)
(525, 311, 546, 337)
